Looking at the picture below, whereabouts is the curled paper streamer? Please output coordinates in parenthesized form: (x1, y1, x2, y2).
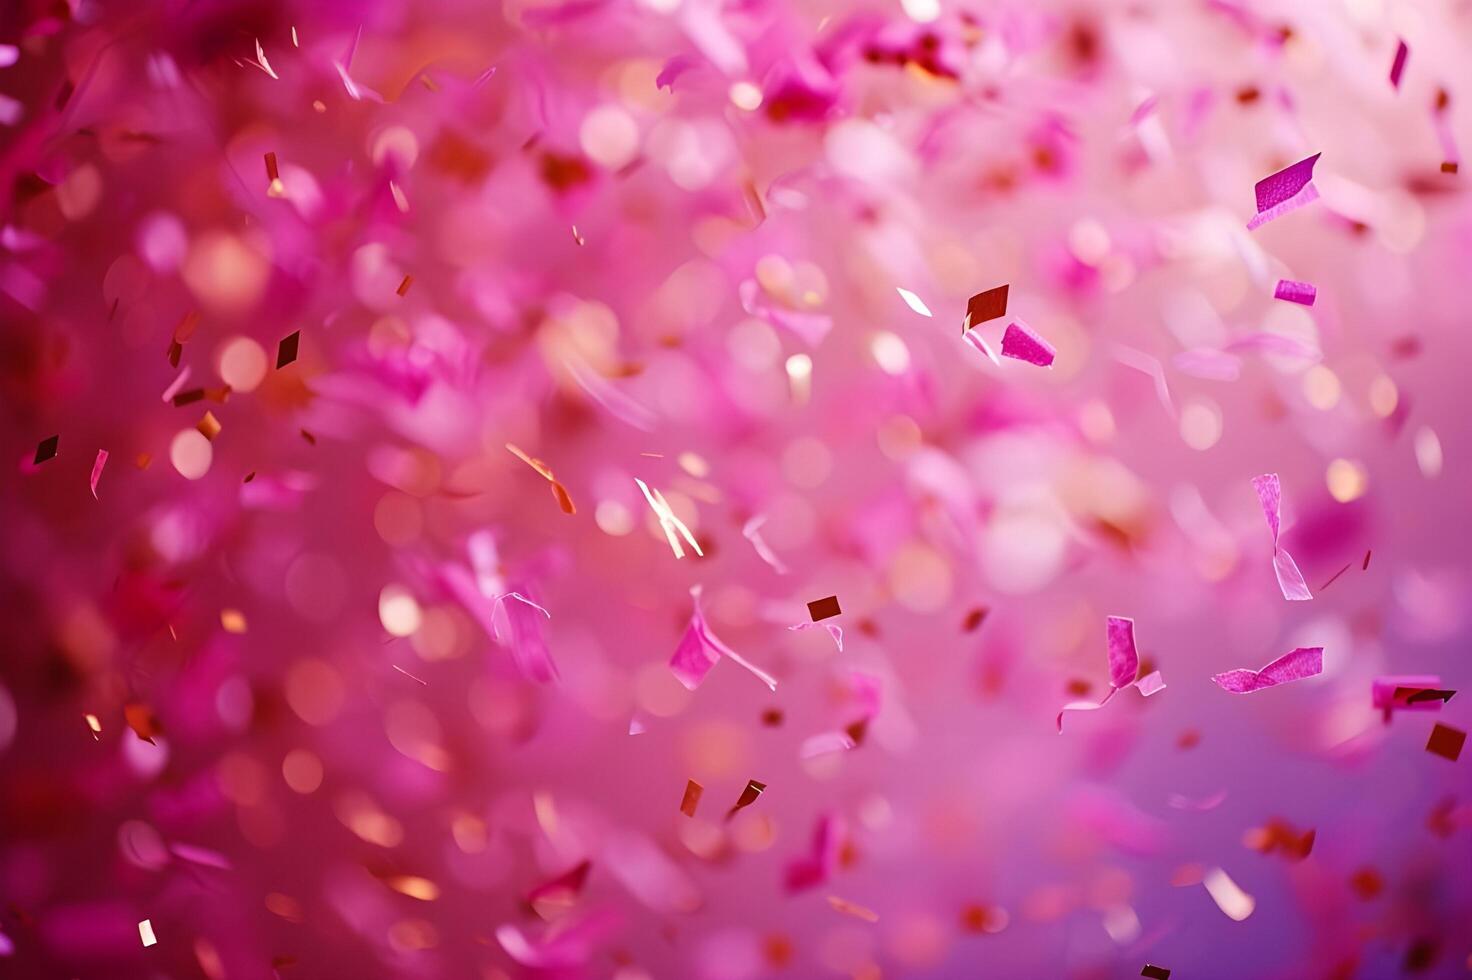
(1058, 616, 1166, 731)
(1252, 474, 1313, 601)
(1212, 646, 1323, 693)
(669, 586, 778, 691)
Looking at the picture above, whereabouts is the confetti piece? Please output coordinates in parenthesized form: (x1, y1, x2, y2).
(1058, 617, 1166, 731)
(826, 895, 878, 922)
(1252, 474, 1313, 601)
(1273, 279, 1317, 306)
(1212, 646, 1323, 693)
(264, 152, 284, 196)
(787, 621, 843, 651)
(999, 319, 1056, 367)
(1248, 153, 1321, 230)
(670, 586, 777, 691)
(965, 284, 1009, 331)
(727, 779, 767, 818)
(741, 515, 788, 574)
(1244, 818, 1315, 860)
(636, 478, 702, 559)
(397, 275, 413, 296)
(89, 449, 107, 498)
(896, 286, 933, 317)
(1426, 723, 1465, 761)
(276, 331, 300, 369)
(1141, 966, 1171, 979)
(85, 713, 101, 738)
(249, 39, 278, 79)
(391, 663, 427, 685)
(491, 591, 558, 683)
(33, 435, 58, 465)
(1390, 39, 1408, 88)
(196, 411, 221, 441)
(962, 325, 1003, 366)
(679, 779, 703, 817)
(124, 702, 161, 743)
(1317, 560, 1353, 591)
(139, 919, 157, 947)
(506, 444, 577, 515)
(1373, 675, 1452, 717)
(219, 609, 247, 633)
(785, 813, 844, 891)
(1202, 867, 1255, 921)
(807, 595, 841, 622)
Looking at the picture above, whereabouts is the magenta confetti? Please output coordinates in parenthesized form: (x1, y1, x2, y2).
(1058, 617, 1166, 732)
(1248, 154, 1322, 229)
(1389, 39, 1408, 89)
(1273, 279, 1317, 306)
(999, 319, 1057, 367)
(1212, 647, 1323, 693)
(89, 449, 108, 499)
(1252, 473, 1314, 600)
(670, 586, 777, 691)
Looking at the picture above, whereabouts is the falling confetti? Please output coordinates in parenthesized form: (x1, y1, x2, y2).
(0, 2, 1467, 975)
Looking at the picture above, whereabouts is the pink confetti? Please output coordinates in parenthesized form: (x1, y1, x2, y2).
(1372, 675, 1454, 716)
(492, 591, 559, 683)
(89, 449, 108, 499)
(784, 813, 845, 891)
(1248, 154, 1322, 230)
(1252, 474, 1313, 601)
(741, 514, 789, 574)
(787, 621, 844, 651)
(999, 319, 1056, 367)
(669, 586, 777, 691)
(1058, 616, 1167, 732)
(1389, 39, 1408, 89)
(1212, 646, 1323, 693)
(1273, 279, 1316, 306)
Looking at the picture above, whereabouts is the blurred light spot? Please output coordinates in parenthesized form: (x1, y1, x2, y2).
(729, 81, 762, 110)
(889, 541, 953, 612)
(1367, 374, 1398, 417)
(217, 337, 268, 392)
(1302, 365, 1341, 411)
(183, 231, 270, 313)
(285, 658, 344, 725)
(786, 353, 812, 404)
(635, 662, 693, 717)
(870, 331, 911, 375)
(370, 126, 419, 170)
(1068, 219, 1111, 266)
(580, 105, 640, 170)
(901, 0, 941, 21)
(379, 585, 423, 636)
(170, 428, 213, 480)
(1414, 426, 1442, 478)
(877, 415, 922, 460)
(1179, 398, 1222, 450)
(374, 492, 423, 546)
(282, 749, 323, 794)
(596, 499, 634, 535)
(728, 318, 782, 371)
(1326, 458, 1368, 502)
